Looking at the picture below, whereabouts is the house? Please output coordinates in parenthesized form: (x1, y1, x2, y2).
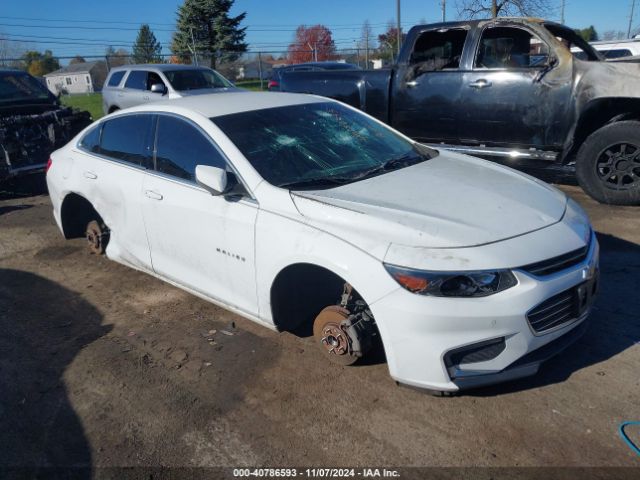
(43, 61, 108, 95)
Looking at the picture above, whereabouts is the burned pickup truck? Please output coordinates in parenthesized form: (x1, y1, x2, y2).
(0, 68, 91, 184)
(280, 18, 640, 205)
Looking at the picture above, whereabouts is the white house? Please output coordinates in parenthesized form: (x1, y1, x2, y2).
(44, 61, 107, 95)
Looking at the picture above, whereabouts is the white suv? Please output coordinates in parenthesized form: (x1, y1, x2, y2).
(101, 64, 237, 115)
(46, 92, 598, 394)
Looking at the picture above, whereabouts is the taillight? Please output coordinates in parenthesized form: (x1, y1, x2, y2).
(45, 157, 52, 173)
(268, 80, 279, 89)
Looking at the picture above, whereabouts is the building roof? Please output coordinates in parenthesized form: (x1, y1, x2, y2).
(44, 61, 100, 77)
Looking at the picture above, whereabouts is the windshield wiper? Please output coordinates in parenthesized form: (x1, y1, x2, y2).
(278, 175, 353, 190)
(350, 149, 429, 181)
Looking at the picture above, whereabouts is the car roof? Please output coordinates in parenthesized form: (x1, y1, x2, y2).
(126, 91, 328, 118)
(109, 64, 212, 72)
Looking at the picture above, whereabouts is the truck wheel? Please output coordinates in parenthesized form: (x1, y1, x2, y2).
(576, 121, 640, 205)
(85, 220, 108, 255)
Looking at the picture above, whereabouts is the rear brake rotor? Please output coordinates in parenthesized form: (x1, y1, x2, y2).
(313, 305, 359, 366)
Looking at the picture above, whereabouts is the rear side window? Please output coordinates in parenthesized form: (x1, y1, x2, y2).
(410, 29, 468, 70)
(603, 49, 632, 59)
(99, 115, 153, 166)
(107, 71, 126, 87)
(155, 116, 226, 181)
(124, 70, 147, 90)
(79, 125, 101, 152)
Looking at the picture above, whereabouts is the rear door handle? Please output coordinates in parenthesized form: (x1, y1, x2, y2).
(144, 190, 163, 200)
(83, 171, 97, 180)
(469, 79, 492, 89)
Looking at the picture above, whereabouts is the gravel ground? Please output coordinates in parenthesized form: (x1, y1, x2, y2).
(0, 180, 638, 475)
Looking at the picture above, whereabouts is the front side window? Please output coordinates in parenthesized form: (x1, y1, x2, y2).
(124, 70, 147, 90)
(99, 115, 153, 165)
(107, 71, 126, 87)
(212, 102, 436, 189)
(476, 26, 550, 69)
(410, 28, 468, 70)
(163, 69, 233, 91)
(155, 116, 226, 181)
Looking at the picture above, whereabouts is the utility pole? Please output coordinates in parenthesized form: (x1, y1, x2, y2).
(441, 0, 446, 22)
(629, 0, 637, 38)
(396, 0, 402, 56)
(189, 27, 199, 66)
(492, 0, 498, 18)
(560, 0, 565, 24)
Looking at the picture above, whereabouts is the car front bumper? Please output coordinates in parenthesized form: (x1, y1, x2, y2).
(370, 232, 599, 393)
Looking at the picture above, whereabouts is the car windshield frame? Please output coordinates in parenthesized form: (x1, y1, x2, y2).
(211, 102, 437, 190)
(0, 71, 53, 103)
(163, 69, 234, 91)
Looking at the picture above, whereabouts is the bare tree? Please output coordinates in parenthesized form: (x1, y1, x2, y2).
(358, 20, 375, 66)
(456, 0, 553, 19)
(0, 32, 30, 67)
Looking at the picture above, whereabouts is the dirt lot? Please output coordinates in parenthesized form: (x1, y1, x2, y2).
(0, 180, 638, 474)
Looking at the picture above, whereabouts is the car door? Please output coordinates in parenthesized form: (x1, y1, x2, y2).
(141, 113, 259, 315)
(76, 114, 155, 270)
(391, 27, 469, 143)
(119, 70, 148, 108)
(459, 24, 568, 148)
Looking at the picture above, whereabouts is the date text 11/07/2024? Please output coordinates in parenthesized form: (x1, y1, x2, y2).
(232, 468, 401, 478)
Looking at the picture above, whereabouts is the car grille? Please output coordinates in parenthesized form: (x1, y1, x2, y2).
(527, 279, 597, 334)
(520, 243, 590, 277)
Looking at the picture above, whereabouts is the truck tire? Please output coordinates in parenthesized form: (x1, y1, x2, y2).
(576, 121, 640, 205)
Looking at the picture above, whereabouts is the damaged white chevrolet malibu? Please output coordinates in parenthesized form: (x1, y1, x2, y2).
(46, 92, 598, 394)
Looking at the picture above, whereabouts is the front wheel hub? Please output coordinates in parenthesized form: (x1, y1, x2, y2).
(597, 142, 640, 190)
(313, 306, 359, 366)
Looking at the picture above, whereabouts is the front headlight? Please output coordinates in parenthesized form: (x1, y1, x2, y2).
(384, 264, 518, 297)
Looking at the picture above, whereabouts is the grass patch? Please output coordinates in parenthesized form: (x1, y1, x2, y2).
(60, 93, 103, 120)
(235, 80, 267, 91)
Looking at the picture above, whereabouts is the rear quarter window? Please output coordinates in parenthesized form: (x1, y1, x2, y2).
(107, 71, 126, 87)
(79, 125, 101, 152)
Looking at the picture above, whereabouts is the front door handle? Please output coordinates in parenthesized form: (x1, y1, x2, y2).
(469, 79, 492, 89)
(83, 171, 97, 180)
(143, 95, 149, 101)
(144, 190, 163, 200)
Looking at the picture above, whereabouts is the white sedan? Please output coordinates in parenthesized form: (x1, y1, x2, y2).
(46, 92, 598, 394)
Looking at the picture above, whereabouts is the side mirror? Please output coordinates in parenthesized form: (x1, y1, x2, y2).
(150, 83, 166, 94)
(195, 165, 227, 195)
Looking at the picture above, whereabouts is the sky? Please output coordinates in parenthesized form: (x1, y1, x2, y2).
(0, 0, 637, 60)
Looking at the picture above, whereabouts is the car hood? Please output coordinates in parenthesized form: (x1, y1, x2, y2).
(291, 151, 567, 254)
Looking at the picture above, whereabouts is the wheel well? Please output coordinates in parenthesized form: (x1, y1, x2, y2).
(568, 98, 640, 160)
(60, 193, 102, 239)
(108, 106, 120, 113)
(270, 263, 348, 336)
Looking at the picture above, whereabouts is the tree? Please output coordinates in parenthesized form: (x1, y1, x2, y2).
(172, 0, 247, 69)
(602, 30, 628, 41)
(0, 31, 29, 67)
(287, 25, 336, 64)
(22, 50, 59, 76)
(132, 24, 163, 64)
(575, 26, 599, 42)
(457, 0, 551, 18)
(105, 46, 130, 68)
(358, 20, 375, 65)
(378, 22, 404, 60)
(69, 55, 86, 65)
